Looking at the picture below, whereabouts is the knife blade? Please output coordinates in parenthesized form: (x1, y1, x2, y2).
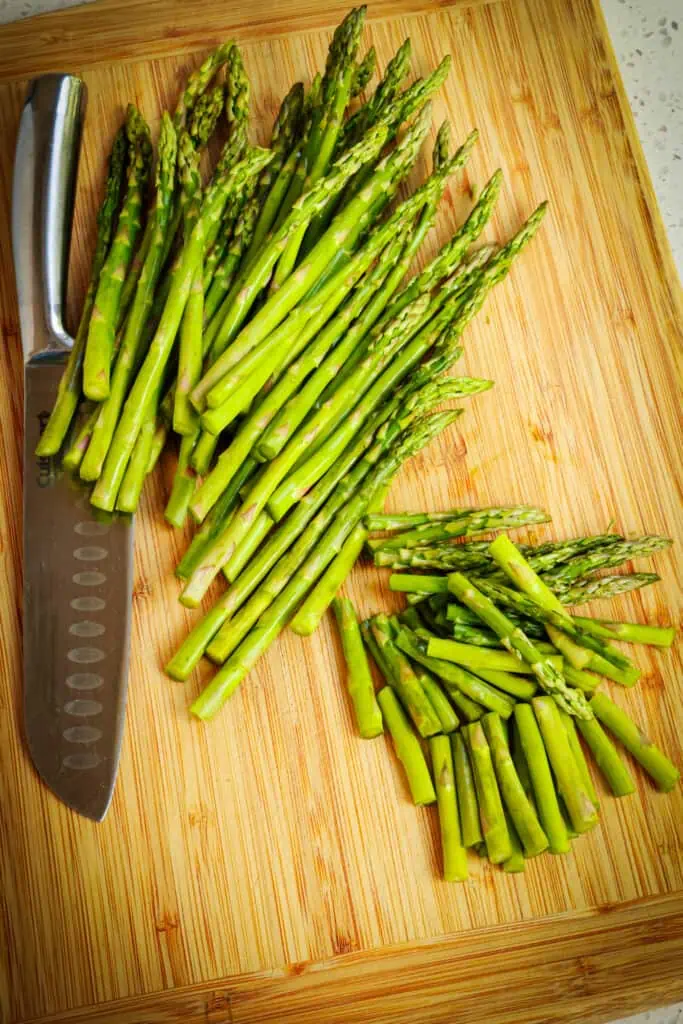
(13, 75, 135, 822)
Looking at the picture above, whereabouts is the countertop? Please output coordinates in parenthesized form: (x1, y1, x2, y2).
(1, 0, 681, 1022)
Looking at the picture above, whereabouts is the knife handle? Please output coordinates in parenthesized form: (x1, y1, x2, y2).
(12, 74, 86, 364)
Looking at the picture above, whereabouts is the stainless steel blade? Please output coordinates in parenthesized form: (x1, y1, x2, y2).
(24, 362, 134, 821)
(15, 75, 135, 821)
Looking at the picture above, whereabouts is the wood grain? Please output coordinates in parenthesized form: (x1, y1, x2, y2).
(0, 0, 682, 1022)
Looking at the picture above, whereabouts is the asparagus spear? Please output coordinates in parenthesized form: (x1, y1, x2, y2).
(532, 696, 599, 833)
(452, 732, 482, 846)
(469, 667, 537, 700)
(482, 713, 548, 857)
(513, 704, 569, 854)
(175, 458, 257, 581)
(190, 411, 460, 718)
(115, 413, 157, 513)
(573, 617, 675, 648)
(369, 615, 442, 737)
(378, 689, 436, 806)
(464, 721, 512, 864)
(369, 507, 550, 553)
(83, 106, 152, 401)
(78, 115, 179, 481)
(590, 693, 679, 792)
(556, 573, 661, 604)
(173, 42, 234, 130)
(274, 7, 366, 280)
(540, 536, 673, 587)
(575, 715, 636, 797)
(430, 735, 469, 881)
(35, 126, 127, 456)
(448, 573, 592, 719)
(351, 47, 376, 98)
(164, 433, 197, 528)
(373, 534, 618, 571)
(560, 710, 599, 809)
(333, 597, 383, 739)
(91, 147, 272, 511)
(335, 38, 412, 154)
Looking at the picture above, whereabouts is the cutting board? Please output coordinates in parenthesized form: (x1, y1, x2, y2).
(1, 0, 682, 1021)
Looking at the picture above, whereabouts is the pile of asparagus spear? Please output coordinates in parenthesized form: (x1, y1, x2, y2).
(332, 513, 677, 878)
(39, 8, 556, 717)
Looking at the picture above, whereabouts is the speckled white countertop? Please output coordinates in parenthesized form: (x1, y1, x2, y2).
(1, 0, 681, 1020)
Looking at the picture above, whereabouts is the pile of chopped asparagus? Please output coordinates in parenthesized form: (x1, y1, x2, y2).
(335, 514, 677, 878)
(40, 9, 555, 717)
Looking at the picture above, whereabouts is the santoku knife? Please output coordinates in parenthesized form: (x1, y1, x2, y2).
(13, 74, 134, 822)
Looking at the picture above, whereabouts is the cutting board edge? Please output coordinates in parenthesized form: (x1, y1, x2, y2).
(18, 891, 683, 1024)
(0, 0, 498, 84)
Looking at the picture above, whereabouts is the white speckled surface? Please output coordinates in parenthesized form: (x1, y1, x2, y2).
(1, 0, 681, 1020)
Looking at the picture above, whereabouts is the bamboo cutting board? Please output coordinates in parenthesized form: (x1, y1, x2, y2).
(0, 0, 682, 1021)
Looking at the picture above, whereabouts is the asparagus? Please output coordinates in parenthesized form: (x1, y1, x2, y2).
(290, 524, 368, 636)
(394, 628, 516, 715)
(470, 667, 537, 700)
(563, 665, 602, 693)
(223, 510, 272, 581)
(335, 38, 412, 154)
(196, 113, 396, 385)
(35, 126, 127, 456)
(590, 693, 679, 792)
(169, 377, 419, 678)
(373, 534, 617, 572)
(115, 414, 157, 513)
(146, 418, 168, 474)
(540, 536, 673, 587)
(448, 573, 592, 719)
(532, 697, 599, 833)
(274, 7, 366, 280)
(360, 619, 396, 684)
(426, 636, 559, 677)
(502, 810, 526, 873)
(91, 147, 272, 511)
(173, 42, 234, 129)
(256, 170, 495, 462)
(378, 688, 436, 806)
(164, 433, 197, 528)
(560, 710, 599, 809)
(79, 115, 179, 481)
(464, 722, 512, 864)
(416, 671, 460, 735)
(191, 411, 459, 718)
(486, 535, 639, 684)
(267, 203, 547, 520)
(575, 715, 636, 797)
(83, 106, 152, 401)
(369, 615, 442, 737)
(187, 82, 225, 148)
(200, 107, 452, 411)
(430, 735, 469, 881)
(369, 506, 550, 553)
(184, 294, 433, 599)
(482, 713, 548, 856)
(175, 457, 257, 581)
(513, 704, 570, 854)
(473, 577, 641, 687)
(556, 573, 661, 604)
(573, 617, 675, 648)
(452, 732, 482, 846)
(332, 597, 383, 738)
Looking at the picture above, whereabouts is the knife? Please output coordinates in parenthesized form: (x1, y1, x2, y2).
(13, 75, 134, 822)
